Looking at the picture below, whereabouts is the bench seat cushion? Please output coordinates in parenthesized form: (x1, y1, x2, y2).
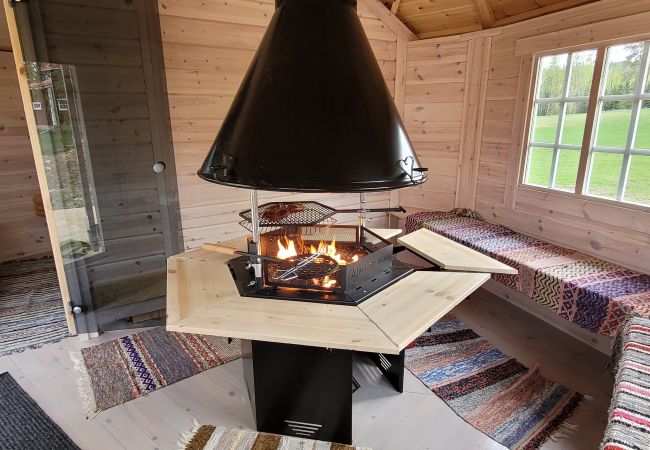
(602, 316, 650, 449)
(405, 209, 650, 337)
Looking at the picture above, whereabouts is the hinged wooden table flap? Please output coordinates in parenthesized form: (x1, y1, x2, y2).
(398, 228, 518, 274)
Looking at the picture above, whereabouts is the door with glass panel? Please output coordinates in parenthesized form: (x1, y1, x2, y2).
(11, 0, 182, 332)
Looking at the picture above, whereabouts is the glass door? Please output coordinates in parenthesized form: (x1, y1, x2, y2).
(11, 0, 182, 332)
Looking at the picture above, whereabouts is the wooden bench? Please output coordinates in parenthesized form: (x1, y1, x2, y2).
(398, 209, 650, 355)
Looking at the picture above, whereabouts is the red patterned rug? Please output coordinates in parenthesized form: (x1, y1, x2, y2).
(71, 328, 241, 417)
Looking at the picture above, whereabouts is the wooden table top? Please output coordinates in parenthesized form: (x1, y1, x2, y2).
(166, 231, 492, 354)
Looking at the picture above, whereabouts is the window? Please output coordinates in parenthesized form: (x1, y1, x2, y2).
(524, 40, 650, 207)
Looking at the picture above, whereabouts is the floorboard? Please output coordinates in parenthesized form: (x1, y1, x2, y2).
(0, 293, 614, 450)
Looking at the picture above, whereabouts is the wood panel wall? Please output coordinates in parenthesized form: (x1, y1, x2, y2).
(158, 0, 404, 249)
(401, 0, 650, 273)
(0, 6, 10, 50)
(401, 32, 492, 211)
(0, 48, 51, 262)
(402, 39, 468, 210)
(474, 0, 650, 273)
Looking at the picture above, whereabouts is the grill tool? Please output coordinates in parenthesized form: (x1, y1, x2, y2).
(202, 243, 339, 280)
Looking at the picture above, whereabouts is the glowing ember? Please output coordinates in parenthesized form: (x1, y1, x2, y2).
(312, 275, 337, 288)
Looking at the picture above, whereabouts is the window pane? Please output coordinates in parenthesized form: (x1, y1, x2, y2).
(596, 101, 632, 148)
(561, 102, 588, 145)
(587, 152, 623, 199)
(624, 155, 650, 205)
(554, 149, 580, 191)
(538, 54, 568, 98)
(603, 43, 642, 96)
(568, 50, 596, 97)
(526, 147, 553, 187)
(532, 102, 560, 143)
(635, 100, 650, 149)
(646, 62, 650, 93)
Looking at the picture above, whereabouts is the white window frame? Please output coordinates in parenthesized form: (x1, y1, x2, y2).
(586, 41, 650, 202)
(522, 39, 650, 207)
(526, 51, 590, 190)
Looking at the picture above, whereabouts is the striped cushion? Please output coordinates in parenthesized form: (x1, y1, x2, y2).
(602, 317, 650, 450)
(404, 209, 650, 337)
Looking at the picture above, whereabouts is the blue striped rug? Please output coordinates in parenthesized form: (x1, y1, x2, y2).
(406, 314, 584, 449)
(0, 257, 69, 356)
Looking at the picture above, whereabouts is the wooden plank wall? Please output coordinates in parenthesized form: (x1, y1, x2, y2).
(401, 39, 468, 210)
(397, 0, 650, 272)
(157, 0, 400, 249)
(0, 38, 51, 260)
(0, 5, 10, 50)
(473, 0, 650, 272)
(401, 33, 491, 211)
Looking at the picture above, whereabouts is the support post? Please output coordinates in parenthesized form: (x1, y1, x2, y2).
(249, 190, 262, 279)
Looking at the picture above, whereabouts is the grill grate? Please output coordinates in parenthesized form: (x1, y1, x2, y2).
(239, 201, 337, 228)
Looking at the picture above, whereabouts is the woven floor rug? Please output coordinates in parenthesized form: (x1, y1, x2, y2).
(180, 422, 372, 450)
(0, 257, 69, 356)
(71, 327, 241, 417)
(406, 314, 584, 450)
(0, 372, 79, 450)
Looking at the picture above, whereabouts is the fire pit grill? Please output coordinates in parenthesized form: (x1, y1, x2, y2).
(228, 224, 413, 305)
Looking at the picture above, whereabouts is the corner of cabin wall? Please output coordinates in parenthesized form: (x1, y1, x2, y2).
(472, 0, 650, 272)
(400, 30, 499, 213)
(395, 0, 650, 272)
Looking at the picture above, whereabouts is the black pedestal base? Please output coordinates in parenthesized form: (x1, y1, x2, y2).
(368, 350, 405, 393)
(242, 340, 353, 444)
(242, 340, 406, 445)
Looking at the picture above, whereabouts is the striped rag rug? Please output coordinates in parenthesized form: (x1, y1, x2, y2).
(179, 422, 372, 450)
(71, 327, 241, 418)
(0, 257, 69, 356)
(602, 316, 650, 450)
(406, 314, 584, 450)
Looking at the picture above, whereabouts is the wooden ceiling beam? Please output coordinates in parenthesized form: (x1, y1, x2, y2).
(473, 0, 496, 29)
(493, 0, 594, 27)
(358, 0, 417, 41)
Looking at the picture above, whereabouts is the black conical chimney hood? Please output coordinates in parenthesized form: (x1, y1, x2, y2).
(199, 0, 427, 192)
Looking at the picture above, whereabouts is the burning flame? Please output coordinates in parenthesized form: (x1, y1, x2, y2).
(276, 238, 297, 259)
(308, 239, 359, 266)
(276, 237, 358, 265)
(275, 237, 360, 288)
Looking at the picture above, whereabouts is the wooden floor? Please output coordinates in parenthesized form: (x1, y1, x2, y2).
(0, 291, 613, 450)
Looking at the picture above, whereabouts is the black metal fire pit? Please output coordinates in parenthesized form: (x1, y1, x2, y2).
(228, 225, 412, 305)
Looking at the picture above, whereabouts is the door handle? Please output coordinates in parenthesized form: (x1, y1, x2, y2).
(153, 161, 166, 173)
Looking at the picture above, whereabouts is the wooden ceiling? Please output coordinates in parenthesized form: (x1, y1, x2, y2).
(384, 0, 602, 39)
